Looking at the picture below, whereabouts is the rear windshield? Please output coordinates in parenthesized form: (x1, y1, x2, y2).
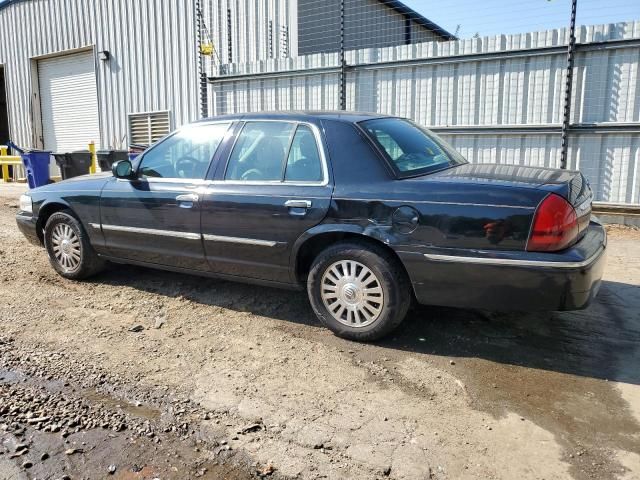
(360, 118, 467, 177)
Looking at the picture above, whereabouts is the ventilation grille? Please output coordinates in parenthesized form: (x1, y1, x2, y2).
(128, 111, 171, 147)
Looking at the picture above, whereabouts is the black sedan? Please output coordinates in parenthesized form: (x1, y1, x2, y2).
(16, 112, 606, 341)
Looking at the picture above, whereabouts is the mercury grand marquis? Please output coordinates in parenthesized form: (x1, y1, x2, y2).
(16, 112, 606, 341)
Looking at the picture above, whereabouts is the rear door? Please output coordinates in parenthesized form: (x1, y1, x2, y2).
(200, 120, 332, 284)
(100, 122, 231, 270)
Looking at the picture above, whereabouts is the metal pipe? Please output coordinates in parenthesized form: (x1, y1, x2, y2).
(430, 122, 640, 135)
(339, 0, 346, 110)
(209, 66, 342, 83)
(208, 37, 640, 83)
(342, 38, 640, 72)
(560, 0, 578, 169)
(196, 1, 208, 119)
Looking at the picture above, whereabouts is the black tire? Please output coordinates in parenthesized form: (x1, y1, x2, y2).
(307, 240, 411, 341)
(44, 210, 105, 280)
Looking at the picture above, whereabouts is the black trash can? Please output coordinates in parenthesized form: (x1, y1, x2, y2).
(53, 151, 92, 180)
(97, 150, 129, 172)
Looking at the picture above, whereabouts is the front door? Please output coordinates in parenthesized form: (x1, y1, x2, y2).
(200, 120, 332, 284)
(100, 122, 231, 270)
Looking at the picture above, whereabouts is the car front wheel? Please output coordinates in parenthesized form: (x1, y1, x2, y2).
(307, 241, 411, 341)
(44, 210, 105, 280)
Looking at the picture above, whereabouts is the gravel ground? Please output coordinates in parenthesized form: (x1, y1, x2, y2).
(1, 184, 639, 480)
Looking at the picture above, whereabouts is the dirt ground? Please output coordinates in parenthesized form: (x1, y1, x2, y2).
(1, 183, 639, 480)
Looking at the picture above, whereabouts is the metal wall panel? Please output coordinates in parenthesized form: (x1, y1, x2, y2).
(209, 20, 640, 204)
(201, 0, 297, 68)
(0, 0, 95, 150)
(93, 0, 199, 149)
(0, 0, 199, 150)
(433, 133, 640, 205)
(297, 0, 440, 56)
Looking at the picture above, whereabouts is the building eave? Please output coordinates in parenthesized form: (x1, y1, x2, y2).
(377, 0, 457, 40)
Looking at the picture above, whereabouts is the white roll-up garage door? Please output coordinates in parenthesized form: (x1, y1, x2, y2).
(38, 51, 100, 155)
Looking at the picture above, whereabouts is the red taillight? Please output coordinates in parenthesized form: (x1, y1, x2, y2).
(527, 194, 578, 252)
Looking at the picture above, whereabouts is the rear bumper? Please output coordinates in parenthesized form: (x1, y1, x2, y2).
(399, 220, 607, 311)
(16, 213, 42, 246)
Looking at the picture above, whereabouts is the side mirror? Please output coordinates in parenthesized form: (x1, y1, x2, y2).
(112, 160, 134, 179)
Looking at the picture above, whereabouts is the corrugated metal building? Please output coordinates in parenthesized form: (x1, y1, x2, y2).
(0, 0, 449, 155)
(0, 0, 199, 155)
(201, 0, 452, 65)
(1, 0, 638, 206)
(209, 21, 640, 205)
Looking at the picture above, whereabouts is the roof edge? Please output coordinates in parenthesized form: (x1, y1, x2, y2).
(0, 0, 456, 40)
(377, 0, 457, 40)
(0, 0, 25, 11)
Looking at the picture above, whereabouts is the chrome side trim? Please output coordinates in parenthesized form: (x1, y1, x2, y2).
(116, 178, 210, 185)
(101, 224, 201, 240)
(200, 191, 328, 199)
(88, 223, 101, 230)
(423, 246, 605, 269)
(210, 179, 328, 187)
(203, 234, 278, 247)
(35, 190, 104, 194)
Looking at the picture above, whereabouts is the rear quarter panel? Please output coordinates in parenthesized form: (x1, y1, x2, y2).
(320, 119, 543, 252)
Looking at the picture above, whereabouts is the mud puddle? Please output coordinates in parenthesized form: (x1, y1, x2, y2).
(84, 390, 162, 422)
(0, 363, 255, 479)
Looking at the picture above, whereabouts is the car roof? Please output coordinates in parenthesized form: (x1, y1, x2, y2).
(195, 111, 395, 124)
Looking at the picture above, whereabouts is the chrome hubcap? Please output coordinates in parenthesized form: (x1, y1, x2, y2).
(51, 223, 81, 271)
(320, 260, 384, 327)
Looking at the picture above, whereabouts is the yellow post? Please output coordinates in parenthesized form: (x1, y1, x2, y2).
(88, 141, 97, 174)
(1, 145, 10, 182)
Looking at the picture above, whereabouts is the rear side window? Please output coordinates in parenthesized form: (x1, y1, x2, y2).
(360, 118, 466, 177)
(284, 125, 323, 182)
(225, 122, 295, 181)
(138, 123, 230, 180)
(225, 121, 324, 183)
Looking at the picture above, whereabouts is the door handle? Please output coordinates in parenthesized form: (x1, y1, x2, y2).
(176, 193, 199, 208)
(176, 193, 199, 202)
(284, 199, 312, 209)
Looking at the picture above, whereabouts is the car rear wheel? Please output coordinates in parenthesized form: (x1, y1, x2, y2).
(307, 241, 411, 341)
(44, 210, 105, 280)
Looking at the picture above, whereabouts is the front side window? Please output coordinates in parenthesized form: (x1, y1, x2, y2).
(138, 123, 230, 180)
(360, 118, 467, 177)
(225, 121, 324, 183)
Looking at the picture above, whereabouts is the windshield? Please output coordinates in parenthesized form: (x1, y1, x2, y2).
(360, 118, 467, 177)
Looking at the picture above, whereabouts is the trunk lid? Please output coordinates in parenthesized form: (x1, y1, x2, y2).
(429, 163, 593, 237)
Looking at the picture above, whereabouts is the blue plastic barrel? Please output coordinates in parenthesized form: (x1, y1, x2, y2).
(21, 151, 51, 188)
